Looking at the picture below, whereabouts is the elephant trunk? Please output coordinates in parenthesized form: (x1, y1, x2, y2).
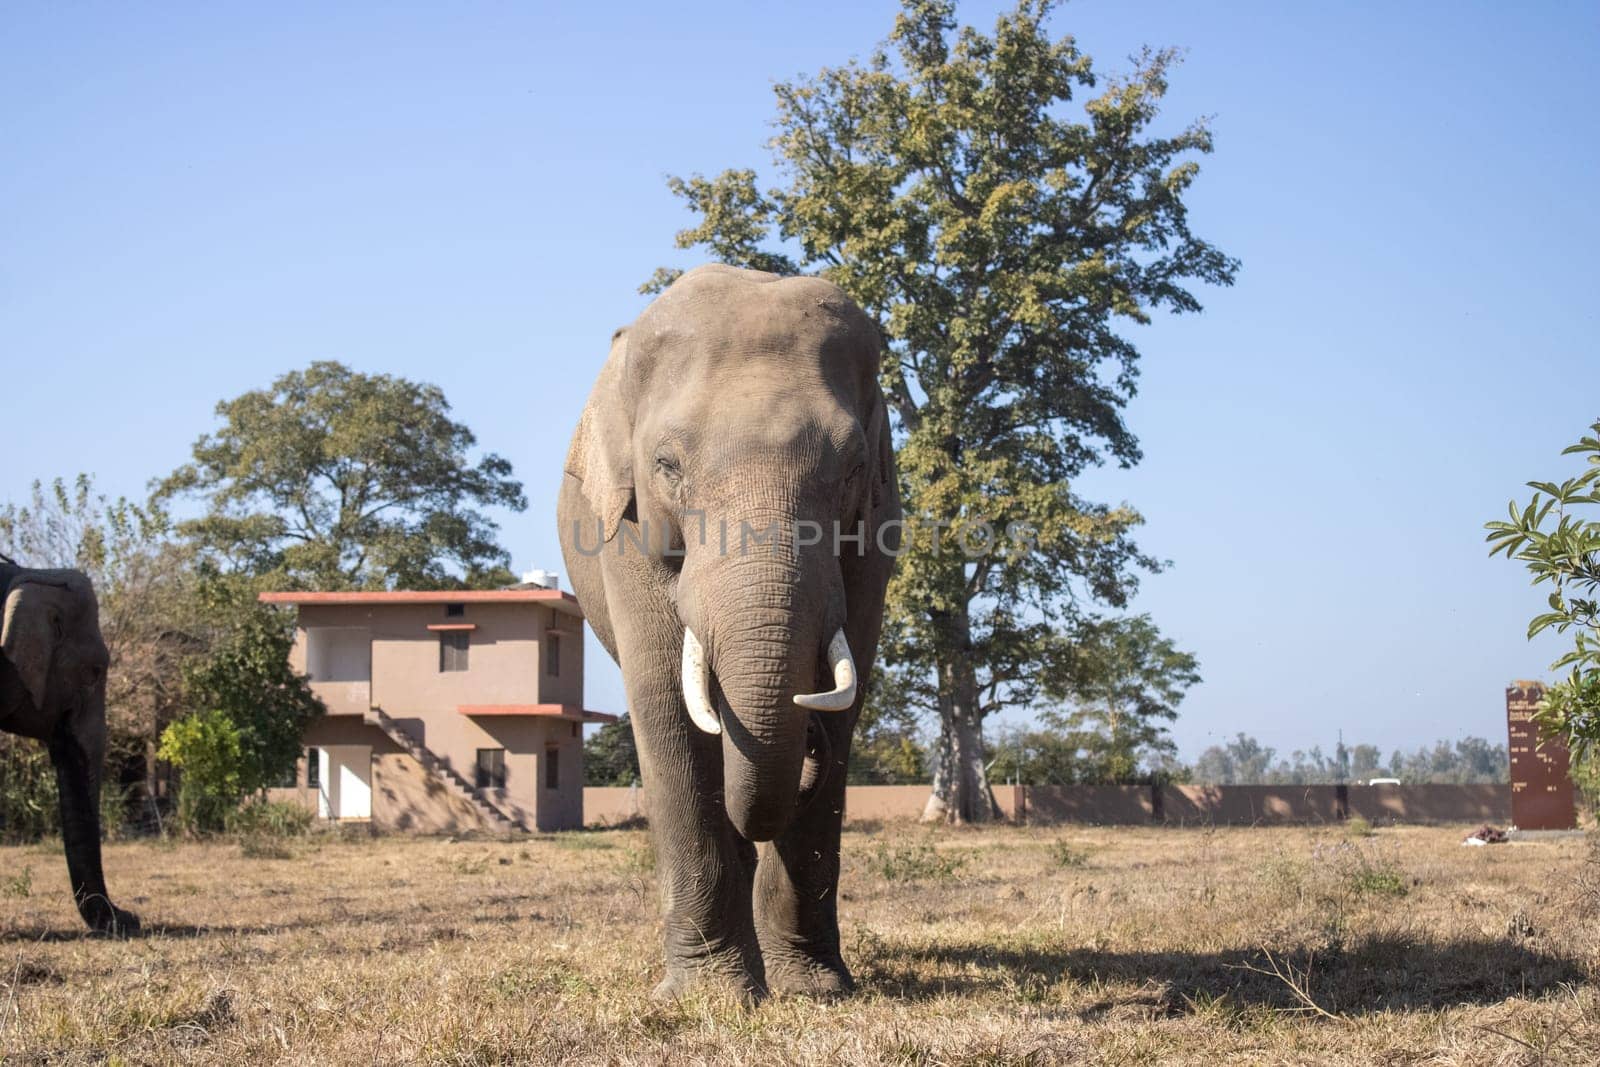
(689, 530, 841, 843)
(50, 703, 138, 936)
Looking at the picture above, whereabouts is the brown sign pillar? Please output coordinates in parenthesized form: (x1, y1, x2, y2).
(1506, 681, 1578, 830)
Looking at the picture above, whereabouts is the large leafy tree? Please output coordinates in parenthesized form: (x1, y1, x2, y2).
(646, 0, 1235, 820)
(156, 361, 527, 591)
(1486, 418, 1600, 757)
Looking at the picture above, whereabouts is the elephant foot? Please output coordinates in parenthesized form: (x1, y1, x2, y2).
(81, 900, 141, 938)
(652, 951, 766, 1005)
(764, 952, 854, 999)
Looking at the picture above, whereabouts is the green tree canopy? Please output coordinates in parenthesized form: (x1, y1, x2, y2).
(986, 613, 1196, 785)
(584, 714, 642, 787)
(1037, 614, 1199, 783)
(156, 361, 527, 591)
(648, 0, 1235, 820)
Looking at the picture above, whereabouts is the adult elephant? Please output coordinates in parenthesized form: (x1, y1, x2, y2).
(559, 265, 899, 1000)
(0, 559, 140, 936)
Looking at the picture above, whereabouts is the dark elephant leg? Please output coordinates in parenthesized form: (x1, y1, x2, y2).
(753, 707, 854, 996)
(617, 619, 765, 1000)
(48, 732, 138, 936)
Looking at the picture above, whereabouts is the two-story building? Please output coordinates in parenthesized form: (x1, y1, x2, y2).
(261, 581, 615, 833)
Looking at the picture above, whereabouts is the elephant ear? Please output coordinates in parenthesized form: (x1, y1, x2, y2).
(564, 328, 636, 542)
(2, 580, 63, 713)
(860, 385, 900, 547)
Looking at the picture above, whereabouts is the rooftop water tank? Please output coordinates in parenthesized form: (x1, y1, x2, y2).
(520, 569, 560, 590)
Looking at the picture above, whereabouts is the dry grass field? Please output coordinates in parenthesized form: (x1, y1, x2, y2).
(0, 821, 1596, 1065)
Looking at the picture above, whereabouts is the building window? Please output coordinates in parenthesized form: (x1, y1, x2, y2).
(545, 747, 560, 790)
(546, 632, 561, 677)
(306, 748, 320, 789)
(440, 630, 470, 672)
(570, 722, 579, 739)
(445, 603, 465, 618)
(476, 748, 506, 790)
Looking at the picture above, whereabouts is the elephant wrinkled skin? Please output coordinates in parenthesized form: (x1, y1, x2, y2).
(0, 560, 140, 936)
(558, 265, 900, 999)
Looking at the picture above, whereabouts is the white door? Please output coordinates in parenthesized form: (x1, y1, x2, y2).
(339, 758, 371, 818)
(321, 745, 372, 819)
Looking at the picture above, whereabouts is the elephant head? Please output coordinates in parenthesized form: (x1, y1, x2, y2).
(0, 564, 139, 935)
(573, 265, 897, 841)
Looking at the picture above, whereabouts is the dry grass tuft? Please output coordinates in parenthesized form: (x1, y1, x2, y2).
(0, 823, 1594, 1064)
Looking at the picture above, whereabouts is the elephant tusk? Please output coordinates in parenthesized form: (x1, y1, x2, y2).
(793, 629, 857, 712)
(681, 628, 722, 735)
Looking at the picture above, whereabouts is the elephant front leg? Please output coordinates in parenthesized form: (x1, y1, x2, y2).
(651, 803, 764, 1002)
(753, 715, 853, 997)
(624, 645, 765, 1000)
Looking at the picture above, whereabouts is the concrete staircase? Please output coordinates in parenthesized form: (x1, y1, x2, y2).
(362, 707, 528, 832)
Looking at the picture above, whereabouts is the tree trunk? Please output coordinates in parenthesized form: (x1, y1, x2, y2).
(921, 611, 999, 824)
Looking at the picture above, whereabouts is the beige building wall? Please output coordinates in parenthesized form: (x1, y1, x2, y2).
(279, 598, 592, 832)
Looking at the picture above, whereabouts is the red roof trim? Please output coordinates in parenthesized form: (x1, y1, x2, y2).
(259, 589, 582, 615)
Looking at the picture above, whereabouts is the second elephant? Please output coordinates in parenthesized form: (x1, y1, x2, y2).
(0, 559, 140, 936)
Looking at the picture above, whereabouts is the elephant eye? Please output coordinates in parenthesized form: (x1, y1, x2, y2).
(654, 455, 683, 484)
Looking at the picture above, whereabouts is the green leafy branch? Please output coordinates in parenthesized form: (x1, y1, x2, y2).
(1486, 421, 1600, 756)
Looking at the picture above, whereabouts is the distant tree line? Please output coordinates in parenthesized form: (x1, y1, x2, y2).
(1186, 732, 1508, 785)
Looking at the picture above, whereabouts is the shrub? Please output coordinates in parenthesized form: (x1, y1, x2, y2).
(1048, 840, 1090, 868)
(2, 866, 32, 899)
(1348, 865, 1409, 898)
(1256, 853, 1309, 903)
(869, 837, 968, 882)
(1312, 839, 1411, 899)
(158, 709, 245, 834)
(226, 798, 313, 838)
(239, 835, 295, 860)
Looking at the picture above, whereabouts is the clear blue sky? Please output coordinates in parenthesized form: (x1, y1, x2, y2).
(3, 1, 1596, 761)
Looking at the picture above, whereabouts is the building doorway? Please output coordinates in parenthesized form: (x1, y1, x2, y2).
(317, 745, 373, 819)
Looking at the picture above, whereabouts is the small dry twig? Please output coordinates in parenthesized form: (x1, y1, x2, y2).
(1231, 945, 1343, 1023)
(1475, 1008, 1581, 1067)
